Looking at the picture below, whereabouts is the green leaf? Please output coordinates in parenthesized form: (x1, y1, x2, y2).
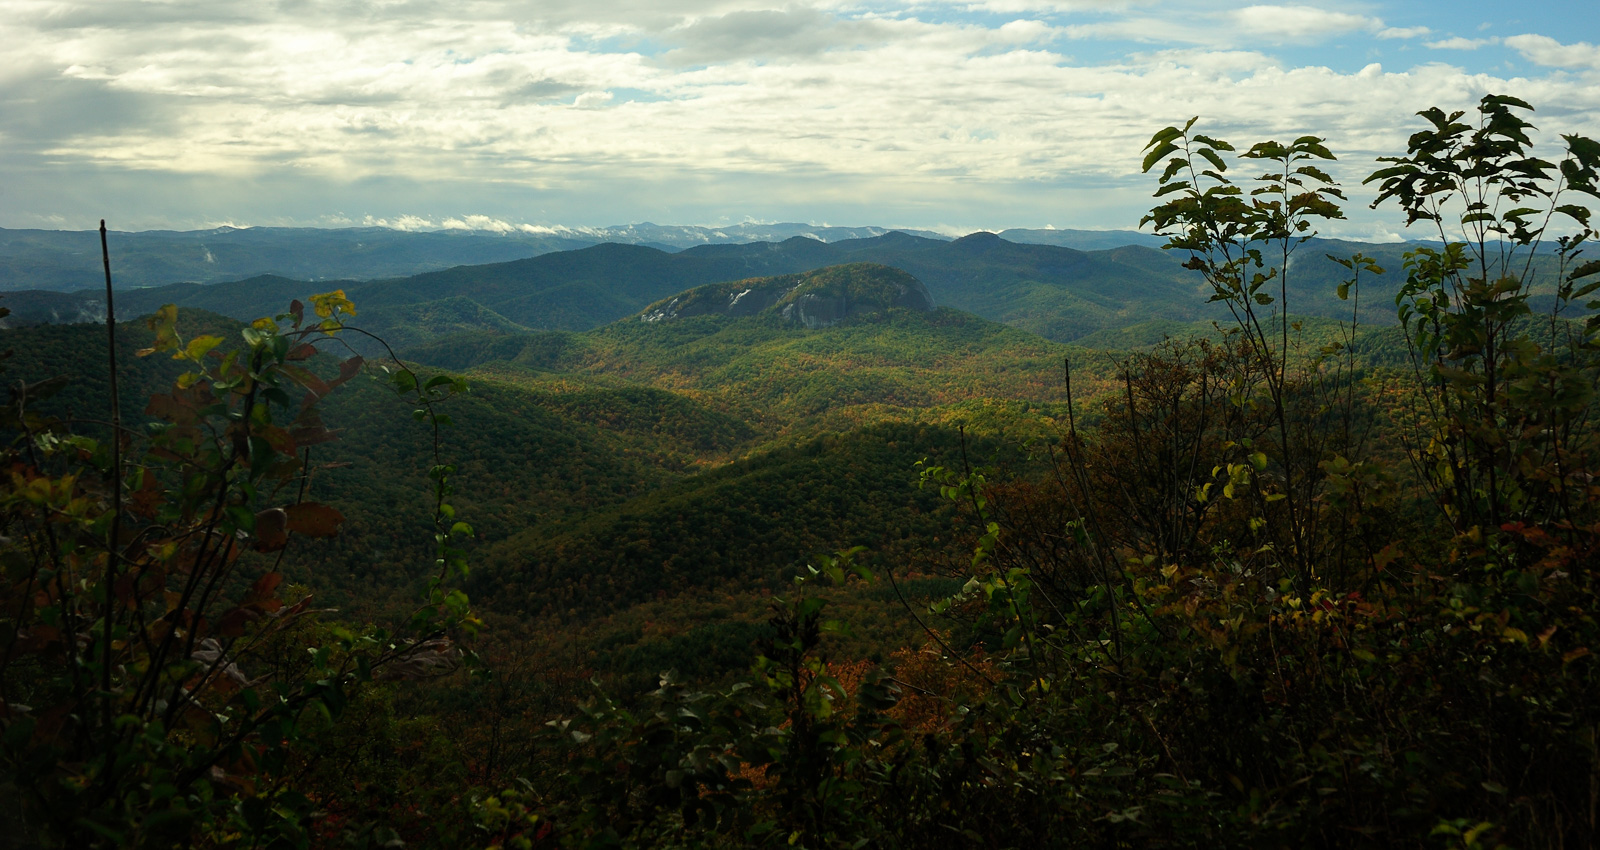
(1144, 125, 1185, 150)
(1483, 93, 1534, 111)
(1196, 147, 1228, 173)
(1556, 204, 1593, 226)
(1294, 164, 1335, 183)
(1569, 259, 1600, 281)
(1142, 140, 1180, 174)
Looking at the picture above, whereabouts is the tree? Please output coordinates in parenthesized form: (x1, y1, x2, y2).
(1366, 94, 1600, 540)
(1138, 120, 1382, 597)
(0, 286, 475, 847)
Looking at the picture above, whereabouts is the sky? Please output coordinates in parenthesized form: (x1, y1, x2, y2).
(2, 0, 1598, 240)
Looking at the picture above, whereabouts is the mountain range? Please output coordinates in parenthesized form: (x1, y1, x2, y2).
(0, 223, 1169, 292)
(1, 230, 1430, 344)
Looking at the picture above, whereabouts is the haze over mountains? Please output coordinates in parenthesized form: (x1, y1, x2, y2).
(0, 228, 1424, 345)
(1, 223, 1164, 292)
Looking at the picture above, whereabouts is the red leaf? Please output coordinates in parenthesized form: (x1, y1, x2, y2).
(289, 408, 341, 447)
(145, 392, 197, 424)
(248, 571, 284, 601)
(215, 607, 258, 638)
(279, 363, 331, 398)
(284, 502, 345, 537)
(253, 508, 289, 552)
(328, 355, 365, 389)
(257, 424, 298, 458)
(281, 593, 315, 617)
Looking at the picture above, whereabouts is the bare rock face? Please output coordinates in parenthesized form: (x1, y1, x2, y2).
(0, 291, 108, 328)
(640, 263, 933, 327)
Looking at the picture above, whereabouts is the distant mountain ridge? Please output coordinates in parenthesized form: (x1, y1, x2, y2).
(0, 226, 592, 291)
(2, 232, 1441, 343)
(0, 223, 1171, 292)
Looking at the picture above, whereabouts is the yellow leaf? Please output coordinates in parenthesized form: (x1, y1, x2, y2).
(180, 334, 223, 361)
(310, 289, 357, 319)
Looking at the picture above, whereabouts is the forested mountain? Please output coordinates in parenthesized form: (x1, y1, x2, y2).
(0, 223, 952, 292)
(3, 230, 1476, 345)
(474, 421, 982, 621)
(401, 265, 1105, 436)
(0, 222, 1211, 295)
(0, 311, 751, 611)
(0, 265, 1101, 614)
(998, 226, 1169, 250)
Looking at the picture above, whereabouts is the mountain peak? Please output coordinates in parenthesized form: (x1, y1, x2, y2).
(951, 231, 1005, 249)
(639, 263, 933, 328)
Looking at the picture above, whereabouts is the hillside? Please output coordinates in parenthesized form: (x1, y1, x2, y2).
(6, 231, 1480, 345)
(1, 223, 1203, 294)
(638, 263, 935, 326)
(474, 421, 985, 621)
(0, 267, 1096, 612)
(397, 265, 1106, 437)
(0, 223, 962, 292)
(0, 312, 753, 611)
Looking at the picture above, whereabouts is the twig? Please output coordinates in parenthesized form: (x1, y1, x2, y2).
(100, 220, 122, 728)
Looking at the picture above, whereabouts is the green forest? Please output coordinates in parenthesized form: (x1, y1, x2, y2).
(2, 95, 1599, 850)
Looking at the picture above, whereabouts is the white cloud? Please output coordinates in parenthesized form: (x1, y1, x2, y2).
(2, 0, 1599, 236)
(573, 91, 615, 108)
(1376, 26, 1429, 40)
(1426, 36, 1496, 50)
(1505, 34, 1600, 70)
(1229, 6, 1381, 42)
(958, 0, 1140, 11)
(363, 215, 440, 231)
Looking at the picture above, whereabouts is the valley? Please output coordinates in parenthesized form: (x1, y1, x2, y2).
(4, 185, 1597, 847)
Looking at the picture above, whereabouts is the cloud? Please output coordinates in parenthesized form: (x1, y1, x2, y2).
(363, 215, 439, 231)
(1053, 4, 1383, 50)
(1505, 34, 1600, 70)
(660, 8, 895, 65)
(1228, 6, 1381, 42)
(573, 90, 615, 108)
(1426, 36, 1496, 50)
(956, 0, 1141, 11)
(1376, 26, 1429, 40)
(3, 0, 1599, 238)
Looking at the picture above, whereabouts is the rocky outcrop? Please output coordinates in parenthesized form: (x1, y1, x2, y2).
(639, 263, 933, 328)
(0, 291, 108, 328)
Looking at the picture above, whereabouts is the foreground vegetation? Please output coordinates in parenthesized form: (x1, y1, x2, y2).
(2, 95, 1599, 849)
